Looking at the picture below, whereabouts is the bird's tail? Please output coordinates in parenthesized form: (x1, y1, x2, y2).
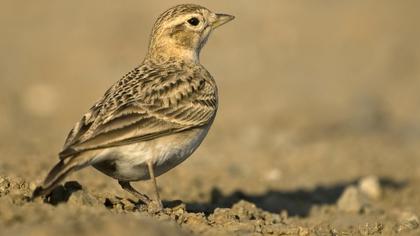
(32, 154, 91, 199)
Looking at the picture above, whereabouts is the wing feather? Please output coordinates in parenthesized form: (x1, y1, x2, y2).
(59, 63, 217, 159)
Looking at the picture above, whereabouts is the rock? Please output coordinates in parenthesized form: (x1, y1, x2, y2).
(395, 211, 419, 233)
(358, 176, 382, 200)
(0, 176, 10, 196)
(172, 202, 187, 214)
(298, 227, 310, 236)
(265, 168, 282, 181)
(231, 200, 259, 221)
(29, 182, 37, 191)
(337, 186, 366, 213)
(209, 208, 236, 225)
(184, 213, 207, 225)
(183, 213, 209, 233)
(119, 198, 136, 211)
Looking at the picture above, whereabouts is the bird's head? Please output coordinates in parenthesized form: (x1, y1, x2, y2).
(146, 4, 234, 63)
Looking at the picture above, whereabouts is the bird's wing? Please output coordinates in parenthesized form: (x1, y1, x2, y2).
(59, 65, 217, 159)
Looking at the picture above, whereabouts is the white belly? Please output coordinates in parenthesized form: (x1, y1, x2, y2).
(91, 127, 209, 181)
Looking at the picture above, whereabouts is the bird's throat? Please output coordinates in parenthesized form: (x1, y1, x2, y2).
(147, 41, 199, 64)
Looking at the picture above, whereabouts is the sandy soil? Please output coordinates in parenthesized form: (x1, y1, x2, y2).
(1, 1, 420, 235)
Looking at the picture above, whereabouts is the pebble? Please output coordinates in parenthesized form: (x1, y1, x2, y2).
(119, 198, 136, 211)
(395, 211, 419, 232)
(358, 176, 382, 200)
(298, 227, 310, 236)
(0, 176, 9, 194)
(337, 186, 366, 213)
(265, 168, 282, 181)
(29, 182, 37, 191)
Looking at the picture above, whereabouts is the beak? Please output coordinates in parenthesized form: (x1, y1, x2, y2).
(212, 13, 235, 29)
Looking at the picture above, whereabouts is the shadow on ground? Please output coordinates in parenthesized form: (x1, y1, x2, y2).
(44, 181, 83, 205)
(39, 177, 405, 217)
(183, 177, 406, 217)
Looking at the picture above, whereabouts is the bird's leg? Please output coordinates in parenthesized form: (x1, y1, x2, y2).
(147, 161, 163, 210)
(118, 180, 151, 205)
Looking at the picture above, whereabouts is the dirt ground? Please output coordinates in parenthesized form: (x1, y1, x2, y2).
(1, 1, 420, 235)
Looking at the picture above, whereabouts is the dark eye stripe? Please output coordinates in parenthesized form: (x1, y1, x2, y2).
(187, 17, 200, 26)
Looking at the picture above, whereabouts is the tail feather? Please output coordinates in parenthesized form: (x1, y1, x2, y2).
(32, 154, 92, 199)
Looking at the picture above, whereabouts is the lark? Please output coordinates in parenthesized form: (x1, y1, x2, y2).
(32, 4, 234, 209)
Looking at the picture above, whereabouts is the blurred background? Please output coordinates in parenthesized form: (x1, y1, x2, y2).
(1, 0, 420, 228)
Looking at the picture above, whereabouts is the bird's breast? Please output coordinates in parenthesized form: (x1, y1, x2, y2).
(92, 126, 211, 181)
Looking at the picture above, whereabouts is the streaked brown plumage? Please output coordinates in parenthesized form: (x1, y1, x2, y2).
(32, 4, 234, 210)
(59, 61, 216, 158)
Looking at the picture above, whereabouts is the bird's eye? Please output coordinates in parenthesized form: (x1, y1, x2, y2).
(187, 17, 200, 26)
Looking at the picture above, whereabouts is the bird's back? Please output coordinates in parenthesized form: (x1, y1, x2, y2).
(60, 59, 218, 159)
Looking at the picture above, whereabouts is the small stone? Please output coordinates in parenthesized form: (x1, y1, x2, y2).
(120, 198, 136, 211)
(10, 193, 30, 206)
(185, 213, 207, 224)
(147, 201, 164, 214)
(155, 212, 171, 221)
(183, 213, 210, 233)
(395, 212, 419, 232)
(172, 202, 187, 214)
(265, 168, 282, 181)
(209, 208, 238, 225)
(337, 186, 366, 213)
(0, 176, 10, 195)
(280, 210, 288, 220)
(358, 176, 382, 200)
(231, 200, 263, 222)
(298, 227, 310, 236)
(29, 182, 37, 191)
(262, 211, 282, 225)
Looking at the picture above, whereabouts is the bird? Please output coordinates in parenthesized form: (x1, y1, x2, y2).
(32, 4, 234, 210)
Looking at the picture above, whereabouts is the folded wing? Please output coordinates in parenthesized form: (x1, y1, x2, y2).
(59, 64, 217, 159)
